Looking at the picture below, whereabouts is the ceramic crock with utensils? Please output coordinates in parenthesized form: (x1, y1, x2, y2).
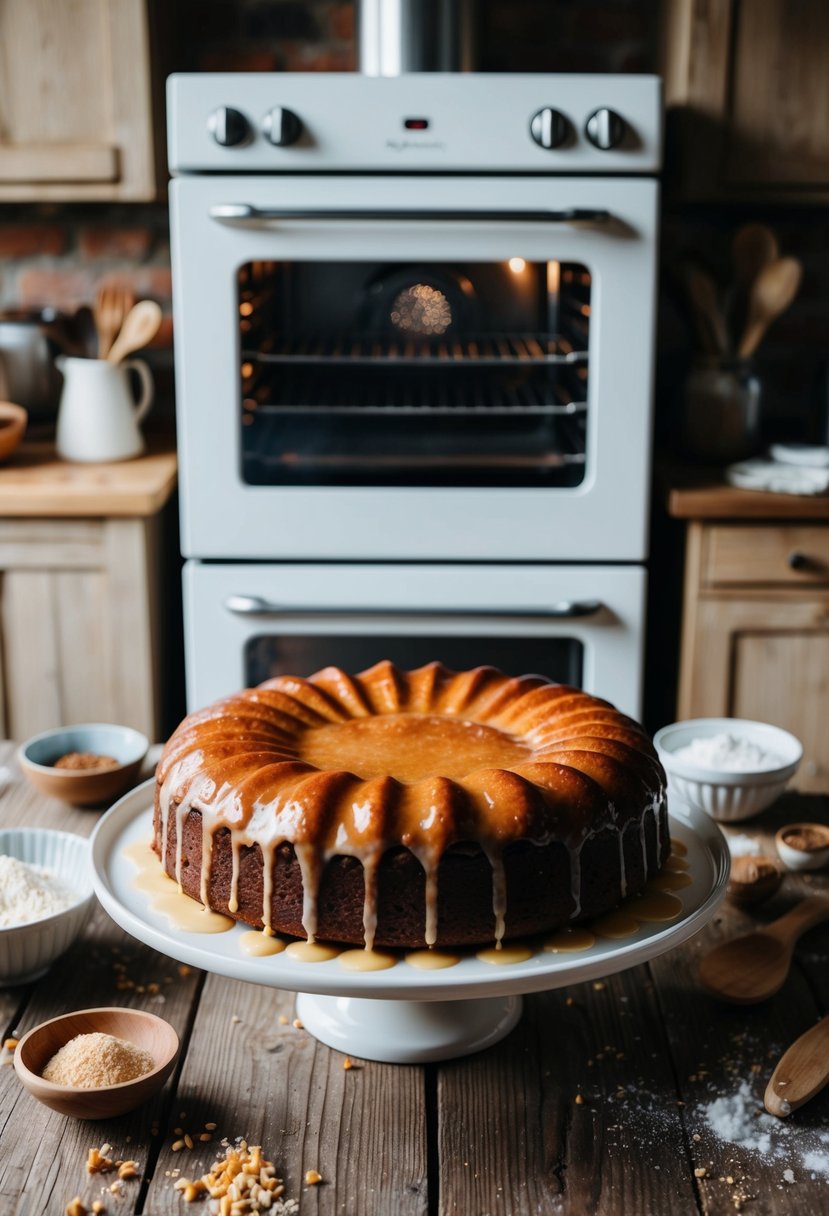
(55, 356, 153, 462)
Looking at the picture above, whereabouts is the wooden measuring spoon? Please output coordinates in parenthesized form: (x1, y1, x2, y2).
(765, 1015, 829, 1118)
(106, 300, 162, 364)
(737, 256, 803, 358)
(698, 895, 829, 1004)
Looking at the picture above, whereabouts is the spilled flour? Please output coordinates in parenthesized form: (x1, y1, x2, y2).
(701, 1079, 829, 1177)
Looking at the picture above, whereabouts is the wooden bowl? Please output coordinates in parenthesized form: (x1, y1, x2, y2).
(0, 402, 27, 462)
(14, 1007, 179, 1119)
(19, 723, 149, 808)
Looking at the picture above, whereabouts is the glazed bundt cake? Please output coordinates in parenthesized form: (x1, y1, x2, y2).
(153, 661, 669, 949)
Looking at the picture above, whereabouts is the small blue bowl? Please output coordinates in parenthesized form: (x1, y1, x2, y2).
(19, 724, 149, 808)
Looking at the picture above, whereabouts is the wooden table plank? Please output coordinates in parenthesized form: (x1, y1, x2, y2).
(437, 964, 702, 1215)
(142, 974, 429, 1215)
(648, 793, 829, 1216)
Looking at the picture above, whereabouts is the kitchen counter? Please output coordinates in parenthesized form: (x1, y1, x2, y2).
(1, 754, 828, 1215)
(663, 464, 829, 520)
(0, 441, 177, 516)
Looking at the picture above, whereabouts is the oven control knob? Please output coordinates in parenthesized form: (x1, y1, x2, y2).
(207, 106, 251, 147)
(261, 106, 303, 147)
(529, 107, 569, 149)
(585, 108, 627, 150)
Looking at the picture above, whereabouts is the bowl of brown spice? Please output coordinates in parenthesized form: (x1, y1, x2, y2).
(775, 822, 829, 872)
(19, 723, 149, 807)
(13, 1007, 179, 1119)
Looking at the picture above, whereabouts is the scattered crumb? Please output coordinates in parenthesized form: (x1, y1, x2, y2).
(305, 1170, 322, 1186)
(278, 1015, 289, 1025)
(343, 1057, 353, 1071)
(694, 1167, 707, 1178)
(178, 964, 191, 977)
(783, 1168, 795, 1184)
(592, 981, 605, 992)
(231, 1015, 241, 1024)
(292, 1019, 304, 1030)
(575, 1094, 585, 1106)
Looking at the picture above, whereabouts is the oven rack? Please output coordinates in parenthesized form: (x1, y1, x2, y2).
(241, 331, 588, 367)
(244, 372, 588, 417)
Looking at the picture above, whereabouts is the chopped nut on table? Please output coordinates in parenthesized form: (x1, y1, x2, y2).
(173, 1141, 298, 1213)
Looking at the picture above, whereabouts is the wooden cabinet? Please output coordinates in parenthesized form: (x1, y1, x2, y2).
(661, 0, 829, 201)
(676, 509, 829, 792)
(0, 446, 177, 740)
(0, 0, 163, 201)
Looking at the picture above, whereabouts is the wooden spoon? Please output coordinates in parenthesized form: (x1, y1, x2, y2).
(765, 1015, 829, 1118)
(737, 256, 803, 359)
(698, 895, 829, 1004)
(685, 266, 730, 356)
(95, 283, 135, 359)
(106, 300, 162, 364)
(732, 224, 779, 294)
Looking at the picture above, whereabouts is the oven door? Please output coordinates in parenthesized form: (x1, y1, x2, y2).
(183, 562, 646, 719)
(171, 174, 658, 562)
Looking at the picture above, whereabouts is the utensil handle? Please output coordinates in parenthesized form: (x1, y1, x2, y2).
(737, 319, 767, 359)
(765, 1014, 829, 1117)
(767, 895, 829, 944)
(122, 358, 154, 424)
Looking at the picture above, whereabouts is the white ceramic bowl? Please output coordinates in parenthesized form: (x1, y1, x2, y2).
(653, 718, 802, 824)
(0, 829, 95, 983)
(19, 723, 149, 807)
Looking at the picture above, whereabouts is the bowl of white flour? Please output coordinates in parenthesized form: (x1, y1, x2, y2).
(0, 828, 94, 983)
(653, 718, 802, 823)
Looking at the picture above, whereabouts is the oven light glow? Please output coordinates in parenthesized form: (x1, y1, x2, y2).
(508, 257, 527, 274)
(239, 301, 254, 317)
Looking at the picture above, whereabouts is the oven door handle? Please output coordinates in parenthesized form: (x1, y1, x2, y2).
(224, 595, 604, 620)
(209, 204, 612, 226)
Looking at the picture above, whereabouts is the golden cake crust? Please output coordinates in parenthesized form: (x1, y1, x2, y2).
(153, 661, 668, 947)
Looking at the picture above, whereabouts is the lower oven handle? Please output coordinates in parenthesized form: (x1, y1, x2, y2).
(209, 204, 611, 226)
(224, 595, 604, 620)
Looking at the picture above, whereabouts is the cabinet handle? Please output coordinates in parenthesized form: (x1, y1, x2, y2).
(788, 551, 811, 571)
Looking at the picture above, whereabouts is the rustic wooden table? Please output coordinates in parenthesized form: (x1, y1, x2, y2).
(1, 745, 828, 1216)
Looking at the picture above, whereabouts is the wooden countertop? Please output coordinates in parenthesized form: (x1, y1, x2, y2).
(2, 753, 828, 1215)
(663, 463, 829, 521)
(0, 442, 177, 517)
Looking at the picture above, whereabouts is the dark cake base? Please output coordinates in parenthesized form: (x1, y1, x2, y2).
(153, 803, 670, 948)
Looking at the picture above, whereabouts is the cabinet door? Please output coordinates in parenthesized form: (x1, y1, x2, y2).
(0, 0, 159, 201)
(662, 0, 829, 199)
(680, 596, 829, 792)
(728, 1, 829, 188)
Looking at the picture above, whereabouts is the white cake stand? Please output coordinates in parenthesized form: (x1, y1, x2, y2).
(91, 781, 729, 1063)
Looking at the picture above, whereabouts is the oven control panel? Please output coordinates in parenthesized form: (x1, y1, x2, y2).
(169, 73, 661, 174)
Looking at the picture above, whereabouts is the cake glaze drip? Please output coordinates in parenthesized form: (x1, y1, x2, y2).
(154, 661, 667, 948)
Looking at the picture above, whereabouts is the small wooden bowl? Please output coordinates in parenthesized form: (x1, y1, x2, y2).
(14, 1007, 179, 1119)
(0, 402, 27, 462)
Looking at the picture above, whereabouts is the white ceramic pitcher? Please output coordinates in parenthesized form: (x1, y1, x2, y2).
(56, 356, 153, 463)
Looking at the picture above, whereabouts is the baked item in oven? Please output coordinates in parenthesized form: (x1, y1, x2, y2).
(153, 661, 668, 949)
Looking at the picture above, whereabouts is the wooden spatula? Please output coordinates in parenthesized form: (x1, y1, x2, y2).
(765, 1015, 829, 1117)
(698, 895, 829, 1004)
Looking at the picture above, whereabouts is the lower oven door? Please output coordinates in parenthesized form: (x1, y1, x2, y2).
(184, 562, 646, 719)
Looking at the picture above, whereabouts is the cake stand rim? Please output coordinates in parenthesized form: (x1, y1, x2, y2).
(91, 779, 729, 1002)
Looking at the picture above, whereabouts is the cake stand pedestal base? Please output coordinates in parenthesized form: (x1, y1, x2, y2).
(295, 992, 523, 1063)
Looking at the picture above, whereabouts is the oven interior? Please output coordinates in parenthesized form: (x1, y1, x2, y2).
(238, 258, 591, 487)
(245, 633, 584, 688)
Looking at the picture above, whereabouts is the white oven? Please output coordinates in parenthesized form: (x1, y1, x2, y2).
(184, 562, 645, 718)
(168, 72, 660, 714)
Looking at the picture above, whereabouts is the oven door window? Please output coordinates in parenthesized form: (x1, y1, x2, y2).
(245, 635, 583, 689)
(239, 260, 589, 488)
